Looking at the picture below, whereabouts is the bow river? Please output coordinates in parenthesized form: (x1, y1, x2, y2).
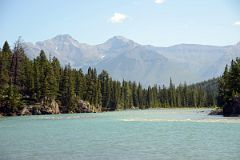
(0, 109, 239, 160)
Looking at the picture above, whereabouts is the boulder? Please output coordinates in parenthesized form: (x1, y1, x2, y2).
(36, 100, 60, 114)
(32, 109, 41, 115)
(40, 99, 60, 114)
(209, 108, 223, 115)
(20, 106, 31, 116)
(40, 106, 52, 114)
(75, 100, 100, 113)
(31, 104, 42, 115)
(50, 99, 60, 114)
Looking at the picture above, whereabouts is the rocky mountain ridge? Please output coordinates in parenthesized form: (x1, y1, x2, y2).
(24, 34, 240, 85)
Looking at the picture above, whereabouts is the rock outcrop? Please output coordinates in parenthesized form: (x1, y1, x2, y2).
(40, 99, 60, 114)
(20, 106, 31, 115)
(50, 100, 60, 114)
(31, 105, 42, 115)
(75, 100, 101, 113)
(17, 99, 60, 116)
(209, 107, 223, 115)
(1, 98, 100, 116)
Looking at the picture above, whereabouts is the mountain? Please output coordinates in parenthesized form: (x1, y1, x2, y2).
(24, 34, 240, 86)
(24, 34, 104, 67)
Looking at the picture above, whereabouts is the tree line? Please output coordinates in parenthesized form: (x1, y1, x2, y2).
(0, 40, 217, 115)
(218, 58, 240, 116)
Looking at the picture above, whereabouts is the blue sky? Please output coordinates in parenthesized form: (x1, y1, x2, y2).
(0, 0, 240, 47)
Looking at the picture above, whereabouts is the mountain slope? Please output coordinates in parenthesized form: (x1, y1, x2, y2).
(24, 34, 103, 67)
(24, 34, 240, 85)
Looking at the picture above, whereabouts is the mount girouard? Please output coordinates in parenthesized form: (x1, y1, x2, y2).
(24, 34, 240, 86)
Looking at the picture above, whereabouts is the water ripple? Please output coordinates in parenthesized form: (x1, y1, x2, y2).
(120, 118, 240, 123)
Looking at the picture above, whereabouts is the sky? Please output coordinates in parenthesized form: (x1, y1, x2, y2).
(0, 0, 240, 47)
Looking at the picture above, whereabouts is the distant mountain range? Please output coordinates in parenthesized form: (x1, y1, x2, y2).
(24, 34, 240, 86)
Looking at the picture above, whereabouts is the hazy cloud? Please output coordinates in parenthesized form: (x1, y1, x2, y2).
(154, 0, 165, 5)
(233, 21, 240, 27)
(110, 13, 127, 23)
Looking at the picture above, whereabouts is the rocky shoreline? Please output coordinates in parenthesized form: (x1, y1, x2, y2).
(209, 107, 240, 117)
(2, 104, 239, 117)
(0, 99, 101, 117)
(208, 107, 223, 116)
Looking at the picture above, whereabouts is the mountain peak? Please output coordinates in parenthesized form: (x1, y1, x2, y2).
(48, 34, 81, 47)
(110, 35, 130, 41)
(52, 34, 74, 41)
(96, 36, 139, 52)
(101, 36, 139, 50)
(106, 36, 135, 44)
(24, 35, 240, 85)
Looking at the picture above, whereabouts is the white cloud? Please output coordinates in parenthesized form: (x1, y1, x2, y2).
(154, 0, 165, 5)
(110, 13, 127, 23)
(233, 21, 240, 27)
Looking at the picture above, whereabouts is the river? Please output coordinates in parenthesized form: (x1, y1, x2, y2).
(0, 108, 239, 160)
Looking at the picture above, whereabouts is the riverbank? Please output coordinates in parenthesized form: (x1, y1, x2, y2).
(0, 99, 101, 117)
(208, 107, 223, 115)
(0, 105, 215, 117)
(209, 106, 240, 117)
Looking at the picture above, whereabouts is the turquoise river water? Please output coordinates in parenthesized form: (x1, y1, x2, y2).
(0, 109, 240, 160)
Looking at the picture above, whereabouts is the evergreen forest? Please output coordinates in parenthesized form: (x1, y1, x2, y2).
(0, 39, 225, 116)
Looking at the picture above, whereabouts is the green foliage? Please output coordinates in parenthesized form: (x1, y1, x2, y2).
(60, 64, 75, 112)
(99, 70, 110, 110)
(218, 58, 240, 108)
(0, 40, 219, 116)
(0, 41, 12, 91)
(0, 84, 23, 115)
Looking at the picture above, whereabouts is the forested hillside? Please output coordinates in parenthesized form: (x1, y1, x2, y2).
(0, 40, 217, 116)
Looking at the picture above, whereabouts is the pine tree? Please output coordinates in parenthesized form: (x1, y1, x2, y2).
(132, 82, 138, 108)
(147, 86, 152, 108)
(217, 65, 230, 107)
(60, 64, 75, 112)
(0, 41, 12, 94)
(161, 85, 169, 107)
(99, 70, 110, 111)
(75, 69, 85, 99)
(218, 58, 240, 116)
(45, 64, 58, 99)
(152, 85, 159, 107)
(95, 79, 102, 109)
(20, 57, 34, 98)
(4, 83, 22, 115)
(10, 38, 27, 88)
(137, 83, 143, 109)
(85, 67, 96, 104)
(169, 78, 176, 107)
(33, 59, 41, 100)
(51, 57, 61, 98)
